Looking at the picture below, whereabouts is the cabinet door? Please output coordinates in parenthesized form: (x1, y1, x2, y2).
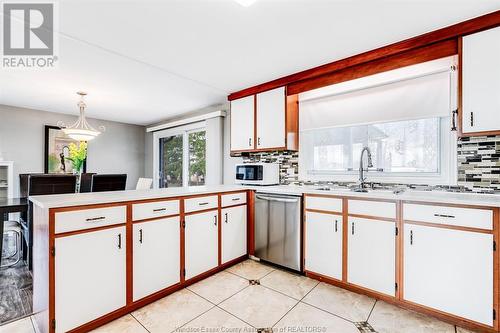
(404, 224, 493, 326)
(221, 205, 247, 264)
(230, 95, 255, 151)
(133, 217, 180, 302)
(55, 226, 126, 333)
(305, 212, 342, 280)
(348, 217, 395, 296)
(256, 87, 286, 149)
(462, 26, 500, 134)
(185, 210, 218, 279)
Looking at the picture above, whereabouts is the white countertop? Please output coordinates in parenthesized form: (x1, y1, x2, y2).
(29, 184, 500, 209)
(244, 185, 500, 208)
(29, 185, 247, 209)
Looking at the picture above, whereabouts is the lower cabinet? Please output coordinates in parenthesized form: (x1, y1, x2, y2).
(54, 226, 126, 333)
(348, 217, 396, 296)
(185, 210, 219, 280)
(305, 211, 343, 280)
(404, 224, 493, 326)
(133, 217, 180, 301)
(221, 205, 247, 264)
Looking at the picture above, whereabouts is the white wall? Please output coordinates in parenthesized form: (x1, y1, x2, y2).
(0, 104, 145, 195)
(223, 105, 242, 185)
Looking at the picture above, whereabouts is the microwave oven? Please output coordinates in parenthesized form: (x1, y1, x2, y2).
(235, 163, 279, 186)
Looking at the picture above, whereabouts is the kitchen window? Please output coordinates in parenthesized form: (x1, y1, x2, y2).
(299, 57, 457, 184)
(154, 122, 206, 188)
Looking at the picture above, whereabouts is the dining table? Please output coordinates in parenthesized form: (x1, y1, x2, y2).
(0, 197, 28, 264)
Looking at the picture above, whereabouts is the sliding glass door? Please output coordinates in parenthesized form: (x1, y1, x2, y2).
(154, 122, 206, 188)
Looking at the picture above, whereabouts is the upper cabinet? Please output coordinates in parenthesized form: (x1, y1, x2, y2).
(230, 87, 298, 153)
(230, 95, 255, 151)
(461, 26, 500, 135)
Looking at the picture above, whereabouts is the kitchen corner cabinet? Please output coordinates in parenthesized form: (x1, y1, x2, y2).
(348, 217, 396, 296)
(133, 217, 180, 302)
(54, 226, 126, 333)
(184, 210, 219, 280)
(221, 205, 247, 264)
(461, 26, 500, 135)
(404, 224, 493, 326)
(305, 211, 343, 280)
(230, 86, 298, 153)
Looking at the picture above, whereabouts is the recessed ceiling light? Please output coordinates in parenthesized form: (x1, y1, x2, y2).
(233, 0, 258, 7)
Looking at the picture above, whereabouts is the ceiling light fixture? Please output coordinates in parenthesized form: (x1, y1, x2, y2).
(233, 0, 258, 7)
(58, 92, 105, 142)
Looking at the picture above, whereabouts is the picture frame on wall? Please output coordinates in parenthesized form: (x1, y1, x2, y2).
(44, 125, 87, 174)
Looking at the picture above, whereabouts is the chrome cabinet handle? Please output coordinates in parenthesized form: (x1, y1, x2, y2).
(249, 138, 252, 147)
(199, 202, 209, 206)
(225, 213, 228, 223)
(86, 216, 105, 222)
(118, 233, 122, 249)
(258, 137, 261, 146)
(139, 229, 143, 244)
(470, 112, 474, 127)
(334, 220, 338, 233)
(433, 213, 455, 218)
(351, 222, 355, 235)
(153, 208, 166, 212)
(214, 215, 217, 226)
(255, 195, 299, 203)
(410, 230, 413, 245)
(231, 198, 240, 202)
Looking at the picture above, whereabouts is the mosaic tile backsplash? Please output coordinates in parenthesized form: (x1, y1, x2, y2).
(240, 135, 500, 193)
(457, 135, 500, 193)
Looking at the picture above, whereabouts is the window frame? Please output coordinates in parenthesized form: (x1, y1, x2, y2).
(153, 121, 206, 188)
(299, 117, 457, 185)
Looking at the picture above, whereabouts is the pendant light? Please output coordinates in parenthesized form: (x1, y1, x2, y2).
(58, 92, 104, 141)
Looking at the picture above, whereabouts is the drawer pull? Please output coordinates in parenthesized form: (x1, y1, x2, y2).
(153, 208, 166, 212)
(86, 216, 105, 222)
(433, 214, 456, 219)
(199, 202, 209, 206)
(231, 198, 241, 201)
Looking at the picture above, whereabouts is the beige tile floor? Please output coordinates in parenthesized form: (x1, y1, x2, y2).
(0, 260, 481, 333)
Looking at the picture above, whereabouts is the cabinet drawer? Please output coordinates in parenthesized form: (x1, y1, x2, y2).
(221, 192, 246, 207)
(55, 206, 127, 234)
(348, 200, 396, 219)
(184, 195, 218, 213)
(404, 203, 493, 230)
(305, 196, 342, 212)
(132, 200, 180, 221)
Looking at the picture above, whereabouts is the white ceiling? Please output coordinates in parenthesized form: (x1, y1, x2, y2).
(1, 0, 499, 125)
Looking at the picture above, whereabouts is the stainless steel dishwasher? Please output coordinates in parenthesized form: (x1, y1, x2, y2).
(254, 192, 302, 272)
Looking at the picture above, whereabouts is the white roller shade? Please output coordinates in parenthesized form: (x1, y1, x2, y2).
(299, 58, 455, 131)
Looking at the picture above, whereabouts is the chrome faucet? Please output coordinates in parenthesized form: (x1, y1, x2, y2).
(355, 146, 373, 192)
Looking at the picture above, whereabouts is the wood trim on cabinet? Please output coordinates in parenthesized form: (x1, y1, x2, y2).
(347, 213, 396, 223)
(342, 198, 348, 283)
(126, 205, 133, 306)
(218, 195, 222, 266)
(247, 191, 255, 256)
(180, 199, 186, 284)
(52, 223, 127, 238)
(287, 39, 457, 95)
(228, 10, 500, 100)
(404, 220, 493, 234)
(286, 94, 299, 150)
(132, 213, 180, 224)
(305, 208, 343, 216)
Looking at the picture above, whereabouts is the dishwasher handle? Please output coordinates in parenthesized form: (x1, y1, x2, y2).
(255, 195, 300, 203)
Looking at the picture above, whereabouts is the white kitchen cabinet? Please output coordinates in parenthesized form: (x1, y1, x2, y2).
(230, 95, 255, 151)
(305, 212, 343, 280)
(348, 217, 396, 296)
(54, 226, 126, 333)
(462, 26, 500, 134)
(256, 87, 286, 149)
(185, 210, 219, 279)
(133, 217, 180, 302)
(221, 205, 247, 264)
(404, 224, 493, 326)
